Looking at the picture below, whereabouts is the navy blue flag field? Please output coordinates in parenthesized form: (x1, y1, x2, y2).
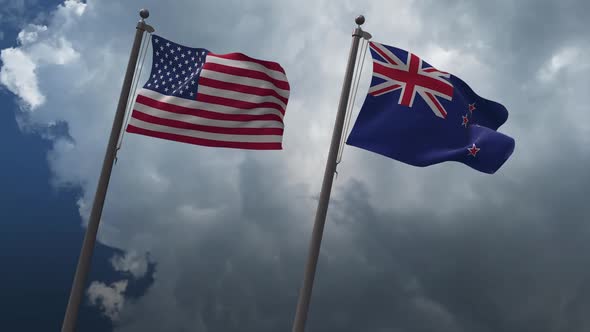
(346, 41, 515, 174)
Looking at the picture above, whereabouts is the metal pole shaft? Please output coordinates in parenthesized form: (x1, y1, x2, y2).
(61, 13, 150, 332)
(292, 21, 365, 332)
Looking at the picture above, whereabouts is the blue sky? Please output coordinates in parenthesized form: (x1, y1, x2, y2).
(0, 93, 111, 330)
(1, 1, 590, 331)
(0, 1, 153, 330)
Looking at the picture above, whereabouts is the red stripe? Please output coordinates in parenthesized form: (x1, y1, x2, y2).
(131, 110, 284, 136)
(202, 63, 290, 91)
(196, 93, 285, 114)
(425, 92, 447, 118)
(370, 84, 401, 96)
(399, 54, 420, 106)
(126, 124, 282, 150)
(208, 53, 286, 74)
(136, 94, 284, 123)
(373, 62, 453, 97)
(370, 42, 400, 66)
(424, 68, 449, 74)
(199, 77, 289, 105)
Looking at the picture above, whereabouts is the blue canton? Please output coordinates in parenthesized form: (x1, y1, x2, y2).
(144, 35, 209, 100)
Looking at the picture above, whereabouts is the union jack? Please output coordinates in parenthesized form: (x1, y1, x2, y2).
(368, 42, 454, 119)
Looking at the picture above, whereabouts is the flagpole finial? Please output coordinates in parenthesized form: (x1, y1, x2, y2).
(139, 9, 149, 20)
(137, 9, 155, 33)
(355, 15, 365, 26)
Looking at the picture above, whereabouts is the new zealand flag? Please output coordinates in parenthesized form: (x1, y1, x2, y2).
(346, 41, 515, 174)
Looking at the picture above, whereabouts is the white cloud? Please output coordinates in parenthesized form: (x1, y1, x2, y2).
(0, 47, 44, 108)
(537, 46, 580, 82)
(17, 24, 48, 44)
(87, 280, 128, 321)
(110, 252, 149, 279)
(0, 0, 84, 110)
(62, 0, 86, 16)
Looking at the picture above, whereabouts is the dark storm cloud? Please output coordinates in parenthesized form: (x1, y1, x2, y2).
(306, 139, 590, 332)
(3, 0, 590, 331)
(85, 0, 590, 329)
(113, 137, 590, 332)
(414, 0, 589, 69)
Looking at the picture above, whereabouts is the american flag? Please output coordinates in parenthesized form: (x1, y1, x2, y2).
(127, 35, 290, 150)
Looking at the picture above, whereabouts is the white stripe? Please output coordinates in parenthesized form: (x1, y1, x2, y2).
(373, 58, 452, 90)
(373, 48, 452, 89)
(205, 55, 288, 82)
(133, 102, 284, 128)
(418, 90, 445, 118)
(397, 86, 407, 105)
(368, 81, 402, 95)
(418, 68, 453, 88)
(373, 59, 405, 71)
(370, 42, 406, 68)
(425, 88, 453, 101)
(372, 72, 401, 84)
(415, 86, 453, 101)
(372, 57, 452, 101)
(372, 73, 406, 90)
(128, 117, 283, 143)
(199, 70, 290, 98)
(421, 67, 451, 78)
(408, 86, 417, 107)
(197, 85, 287, 110)
(137, 89, 285, 120)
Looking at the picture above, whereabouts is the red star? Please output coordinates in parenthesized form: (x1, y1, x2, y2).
(468, 103, 476, 113)
(467, 143, 480, 157)
(462, 115, 469, 127)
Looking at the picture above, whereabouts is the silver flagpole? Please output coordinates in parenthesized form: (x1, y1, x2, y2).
(61, 9, 155, 332)
(292, 15, 370, 332)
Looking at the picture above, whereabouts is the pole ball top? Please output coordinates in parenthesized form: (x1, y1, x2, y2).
(355, 15, 365, 25)
(139, 9, 150, 19)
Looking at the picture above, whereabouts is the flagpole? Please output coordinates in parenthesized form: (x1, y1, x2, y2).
(292, 15, 369, 332)
(61, 10, 154, 332)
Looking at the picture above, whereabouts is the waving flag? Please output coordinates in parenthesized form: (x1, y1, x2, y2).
(347, 41, 515, 174)
(127, 35, 290, 150)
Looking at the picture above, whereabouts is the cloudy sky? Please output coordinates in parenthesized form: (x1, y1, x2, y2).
(1, 0, 590, 331)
